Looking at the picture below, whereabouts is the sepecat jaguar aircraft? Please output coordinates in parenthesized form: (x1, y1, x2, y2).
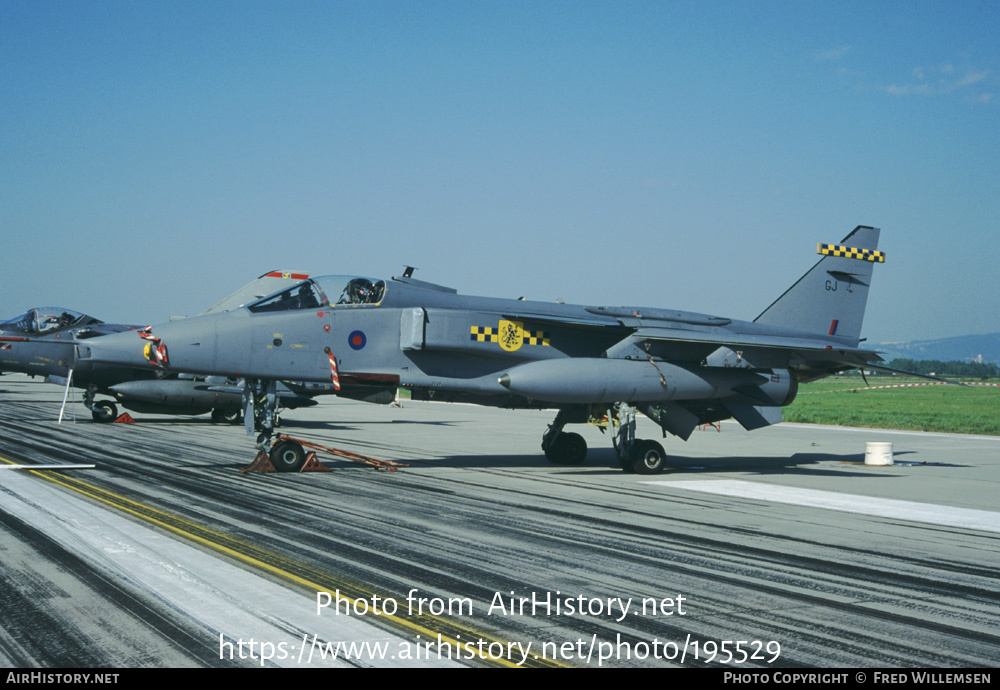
(1, 271, 322, 422)
(78, 226, 906, 473)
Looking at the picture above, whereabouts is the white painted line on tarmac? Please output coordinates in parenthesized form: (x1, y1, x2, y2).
(779, 422, 1000, 442)
(0, 464, 95, 470)
(0, 470, 460, 667)
(648, 479, 1000, 533)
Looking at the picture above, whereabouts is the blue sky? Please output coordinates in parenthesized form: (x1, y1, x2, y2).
(2, 0, 997, 343)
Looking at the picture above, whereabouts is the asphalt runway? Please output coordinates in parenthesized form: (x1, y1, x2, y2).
(1, 374, 998, 668)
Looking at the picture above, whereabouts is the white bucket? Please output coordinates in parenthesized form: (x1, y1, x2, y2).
(864, 441, 894, 466)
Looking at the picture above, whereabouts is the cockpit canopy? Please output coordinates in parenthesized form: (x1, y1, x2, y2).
(246, 275, 386, 313)
(0, 308, 100, 334)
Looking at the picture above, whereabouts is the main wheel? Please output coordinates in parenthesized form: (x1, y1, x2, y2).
(558, 432, 587, 465)
(92, 400, 118, 423)
(269, 441, 306, 473)
(544, 432, 588, 465)
(629, 439, 667, 475)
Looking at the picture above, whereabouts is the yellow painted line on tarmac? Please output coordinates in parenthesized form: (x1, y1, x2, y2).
(0, 455, 564, 668)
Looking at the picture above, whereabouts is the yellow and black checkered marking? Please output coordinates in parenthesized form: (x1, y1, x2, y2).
(524, 330, 550, 347)
(817, 243, 886, 263)
(470, 321, 550, 351)
(470, 326, 499, 343)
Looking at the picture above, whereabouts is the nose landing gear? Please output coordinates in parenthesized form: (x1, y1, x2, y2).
(239, 377, 404, 474)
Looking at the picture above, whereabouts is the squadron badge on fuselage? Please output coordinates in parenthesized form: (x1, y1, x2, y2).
(470, 320, 549, 352)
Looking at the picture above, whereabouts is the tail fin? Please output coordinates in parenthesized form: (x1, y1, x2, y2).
(754, 225, 882, 345)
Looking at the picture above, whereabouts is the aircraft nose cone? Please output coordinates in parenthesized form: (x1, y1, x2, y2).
(498, 373, 511, 388)
(75, 330, 150, 368)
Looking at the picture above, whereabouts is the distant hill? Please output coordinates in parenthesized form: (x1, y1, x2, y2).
(873, 332, 1000, 364)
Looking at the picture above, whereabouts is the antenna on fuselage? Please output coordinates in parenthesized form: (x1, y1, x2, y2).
(402, 266, 417, 278)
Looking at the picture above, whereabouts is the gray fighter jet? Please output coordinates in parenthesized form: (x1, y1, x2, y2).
(1, 271, 320, 422)
(79, 226, 897, 472)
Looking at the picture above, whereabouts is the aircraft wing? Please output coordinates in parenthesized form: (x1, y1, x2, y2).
(482, 301, 883, 382)
(629, 327, 966, 386)
(632, 327, 858, 352)
(859, 362, 967, 386)
(627, 326, 881, 382)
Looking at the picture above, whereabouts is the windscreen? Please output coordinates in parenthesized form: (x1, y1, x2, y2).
(246, 276, 386, 313)
(0, 308, 89, 334)
(313, 275, 386, 306)
(246, 281, 326, 313)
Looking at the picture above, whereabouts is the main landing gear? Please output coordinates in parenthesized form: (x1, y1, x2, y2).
(541, 403, 669, 474)
(541, 409, 588, 465)
(243, 379, 292, 469)
(607, 402, 668, 475)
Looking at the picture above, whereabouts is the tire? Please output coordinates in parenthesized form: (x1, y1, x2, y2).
(544, 443, 559, 464)
(270, 441, 306, 473)
(92, 400, 118, 423)
(211, 408, 241, 424)
(544, 432, 587, 465)
(629, 439, 667, 475)
(558, 432, 587, 465)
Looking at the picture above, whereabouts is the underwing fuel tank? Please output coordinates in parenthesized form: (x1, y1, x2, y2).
(109, 379, 237, 409)
(497, 358, 795, 405)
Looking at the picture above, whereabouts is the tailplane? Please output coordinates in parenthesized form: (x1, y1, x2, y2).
(754, 225, 882, 345)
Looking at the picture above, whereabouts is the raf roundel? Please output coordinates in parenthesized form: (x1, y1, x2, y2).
(348, 330, 367, 350)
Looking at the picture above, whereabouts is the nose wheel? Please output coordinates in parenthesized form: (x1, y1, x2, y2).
(91, 400, 118, 423)
(268, 440, 307, 472)
(211, 407, 242, 424)
(240, 434, 405, 473)
(82, 386, 118, 423)
(240, 378, 402, 474)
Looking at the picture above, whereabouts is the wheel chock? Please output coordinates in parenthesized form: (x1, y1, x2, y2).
(240, 450, 277, 473)
(300, 452, 332, 473)
(114, 413, 136, 424)
(240, 434, 405, 474)
(239, 450, 333, 474)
